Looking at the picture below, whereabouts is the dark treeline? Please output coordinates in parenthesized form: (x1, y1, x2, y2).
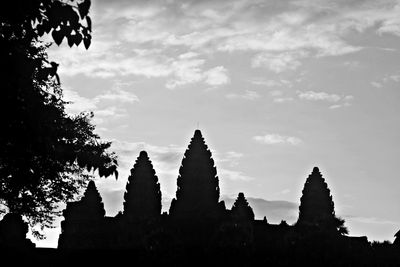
(1, 130, 399, 266)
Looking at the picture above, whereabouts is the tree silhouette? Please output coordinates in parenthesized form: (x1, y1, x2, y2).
(123, 151, 162, 222)
(169, 130, 222, 220)
(231, 193, 255, 221)
(0, 0, 117, 237)
(1, 0, 92, 48)
(297, 167, 347, 235)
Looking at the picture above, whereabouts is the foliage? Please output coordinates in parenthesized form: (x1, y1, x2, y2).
(0, 0, 92, 48)
(123, 151, 162, 221)
(0, 0, 117, 238)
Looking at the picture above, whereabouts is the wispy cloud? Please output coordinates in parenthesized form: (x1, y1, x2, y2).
(95, 87, 139, 103)
(297, 90, 342, 102)
(252, 50, 309, 73)
(344, 215, 398, 225)
(214, 151, 244, 168)
(371, 81, 383, 88)
(253, 134, 303, 145)
(251, 78, 294, 88)
(268, 90, 295, 103)
(274, 97, 295, 103)
(204, 66, 230, 87)
(226, 90, 261, 100)
(296, 90, 354, 109)
(49, 0, 400, 83)
(371, 71, 400, 88)
(219, 168, 254, 181)
(63, 83, 139, 124)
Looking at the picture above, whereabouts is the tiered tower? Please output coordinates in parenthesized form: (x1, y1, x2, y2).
(123, 151, 162, 222)
(58, 181, 105, 249)
(169, 130, 223, 221)
(297, 167, 347, 234)
(231, 192, 255, 221)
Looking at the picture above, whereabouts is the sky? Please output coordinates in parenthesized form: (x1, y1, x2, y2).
(36, 0, 400, 247)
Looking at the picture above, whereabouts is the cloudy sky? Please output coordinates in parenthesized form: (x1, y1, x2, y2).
(37, 0, 400, 247)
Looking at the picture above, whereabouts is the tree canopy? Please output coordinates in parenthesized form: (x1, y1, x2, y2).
(0, 0, 117, 237)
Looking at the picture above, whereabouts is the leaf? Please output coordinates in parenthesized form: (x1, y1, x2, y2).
(69, 8, 80, 28)
(74, 33, 82, 46)
(86, 16, 92, 32)
(83, 36, 91, 49)
(42, 20, 52, 34)
(67, 35, 74, 47)
(37, 24, 45, 37)
(78, 0, 91, 19)
(51, 30, 63, 46)
(98, 166, 104, 177)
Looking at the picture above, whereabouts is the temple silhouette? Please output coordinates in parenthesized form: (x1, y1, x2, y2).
(1, 130, 400, 265)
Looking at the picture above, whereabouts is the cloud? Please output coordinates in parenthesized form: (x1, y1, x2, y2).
(63, 84, 139, 124)
(111, 140, 254, 185)
(218, 168, 254, 181)
(296, 90, 354, 108)
(110, 140, 184, 171)
(371, 81, 383, 88)
(204, 66, 230, 86)
(252, 50, 308, 73)
(385, 74, 400, 83)
(274, 97, 295, 103)
(214, 151, 244, 167)
(372, 71, 400, 88)
(165, 56, 230, 89)
(269, 90, 283, 97)
(251, 78, 294, 88)
(166, 57, 205, 88)
(63, 89, 97, 114)
(253, 134, 303, 145)
(48, 0, 400, 86)
(344, 215, 398, 226)
(375, 2, 400, 36)
(297, 90, 342, 102)
(251, 79, 282, 87)
(267, 90, 295, 103)
(226, 90, 261, 100)
(95, 87, 139, 103)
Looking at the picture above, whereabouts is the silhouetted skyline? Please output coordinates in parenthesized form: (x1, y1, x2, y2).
(56, 130, 355, 251)
(28, 0, 400, 247)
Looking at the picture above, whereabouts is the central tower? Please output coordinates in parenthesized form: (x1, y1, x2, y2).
(169, 129, 222, 221)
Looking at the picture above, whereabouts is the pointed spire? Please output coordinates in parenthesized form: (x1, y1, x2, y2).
(231, 192, 255, 221)
(81, 180, 105, 218)
(169, 130, 220, 220)
(61, 180, 105, 222)
(297, 167, 347, 234)
(123, 151, 162, 221)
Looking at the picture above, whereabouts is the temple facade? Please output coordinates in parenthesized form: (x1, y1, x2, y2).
(57, 130, 367, 251)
